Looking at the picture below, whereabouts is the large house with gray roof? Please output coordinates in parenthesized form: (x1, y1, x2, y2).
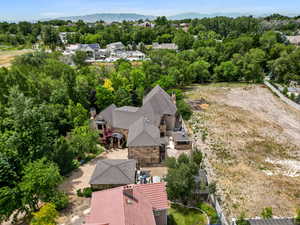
(91, 85, 191, 166)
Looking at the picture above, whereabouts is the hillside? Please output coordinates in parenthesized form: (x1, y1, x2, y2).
(45, 12, 261, 22)
(167, 12, 252, 20)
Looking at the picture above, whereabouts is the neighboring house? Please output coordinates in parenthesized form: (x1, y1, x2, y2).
(126, 50, 146, 61)
(63, 43, 101, 61)
(106, 42, 126, 53)
(59, 32, 76, 44)
(180, 23, 190, 32)
(138, 22, 155, 28)
(85, 183, 169, 225)
(63, 42, 146, 62)
(89, 159, 137, 190)
(233, 218, 297, 225)
(288, 87, 300, 95)
(152, 42, 179, 50)
(91, 85, 191, 166)
(79, 44, 101, 61)
(107, 50, 146, 61)
(286, 35, 300, 45)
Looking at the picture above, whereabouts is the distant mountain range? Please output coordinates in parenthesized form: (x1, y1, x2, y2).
(48, 13, 155, 22)
(42, 12, 298, 22)
(167, 12, 255, 20)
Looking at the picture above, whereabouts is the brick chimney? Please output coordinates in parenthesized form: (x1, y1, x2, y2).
(90, 107, 96, 120)
(123, 185, 138, 203)
(171, 93, 176, 105)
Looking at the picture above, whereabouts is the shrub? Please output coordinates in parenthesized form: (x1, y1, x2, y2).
(192, 149, 203, 165)
(30, 203, 58, 225)
(49, 192, 69, 211)
(165, 157, 177, 169)
(177, 100, 193, 121)
(261, 207, 273, 219)
(290, 93, 295, 101)
(208, 182, 217, 194)
(296, 95, 300, 104)
(76, 189, 83, 197)
(295, 209, 300, 225)
(282, 87, 288, 96)
(83, 187, 93, 197)
(177, 153, 190, 165)
(236, 212, 250, 225)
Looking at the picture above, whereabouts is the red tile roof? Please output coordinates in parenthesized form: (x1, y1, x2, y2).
(134, 182, 170, 210)
(86, 187, 125, 225)
(123, 186, 156, 225)
(86, 183, 168, 225)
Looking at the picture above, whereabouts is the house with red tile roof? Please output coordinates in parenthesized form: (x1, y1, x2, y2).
(84, 183, 169, 225)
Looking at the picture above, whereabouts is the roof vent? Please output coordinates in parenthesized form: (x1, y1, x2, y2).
(127, 199, 133, 204)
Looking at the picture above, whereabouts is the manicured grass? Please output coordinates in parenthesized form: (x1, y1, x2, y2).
(168, 204, 207, 225)
(197, 202, 219, 224)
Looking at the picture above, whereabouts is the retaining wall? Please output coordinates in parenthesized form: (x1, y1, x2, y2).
(264, 81, 300, 111)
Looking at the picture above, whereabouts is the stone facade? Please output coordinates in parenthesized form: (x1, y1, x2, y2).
(113, 128, 129, 138)
(164, 115, 176, 131)
(128, 146, 160, 166)
(159, 124, 167, 136)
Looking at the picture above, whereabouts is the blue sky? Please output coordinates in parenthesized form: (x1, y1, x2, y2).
(1, 0, 300, 21)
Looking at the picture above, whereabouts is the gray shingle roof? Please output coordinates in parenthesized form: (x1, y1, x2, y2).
(112, 106, 142, 129)
(248, 219, 295, 225)
(152, 43, 178, 50)
(139, 102, 162, 127)
(79, 43, 101, 51)
(107, 42, 125, 50)
(95, 104, 117, 125)
(89, 159, 136, 185)
(142, 85, 177, 116)
(172, 131, 190, 142)
(127, 117, 161, 147)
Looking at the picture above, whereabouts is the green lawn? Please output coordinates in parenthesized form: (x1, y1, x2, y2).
(168, 204, 207, 225)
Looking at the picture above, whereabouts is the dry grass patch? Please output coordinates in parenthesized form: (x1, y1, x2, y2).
(188, 83, 300, 220)
(0, 49, 33, 67)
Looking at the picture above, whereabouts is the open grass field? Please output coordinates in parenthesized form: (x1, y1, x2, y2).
(0, 49, 33, 67)
(186, 83, 300, 220)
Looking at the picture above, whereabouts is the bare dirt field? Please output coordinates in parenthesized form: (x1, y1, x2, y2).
(186, 83, 300, 220)
(0, 49, 33, 67)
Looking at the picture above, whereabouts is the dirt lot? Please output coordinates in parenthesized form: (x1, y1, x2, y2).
(186, 83, 300, 219)
(0, 49, 33, 67)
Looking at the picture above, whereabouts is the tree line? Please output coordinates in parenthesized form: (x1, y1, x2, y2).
(1, 14, 300, 224)
(1, 14, 300, 47)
